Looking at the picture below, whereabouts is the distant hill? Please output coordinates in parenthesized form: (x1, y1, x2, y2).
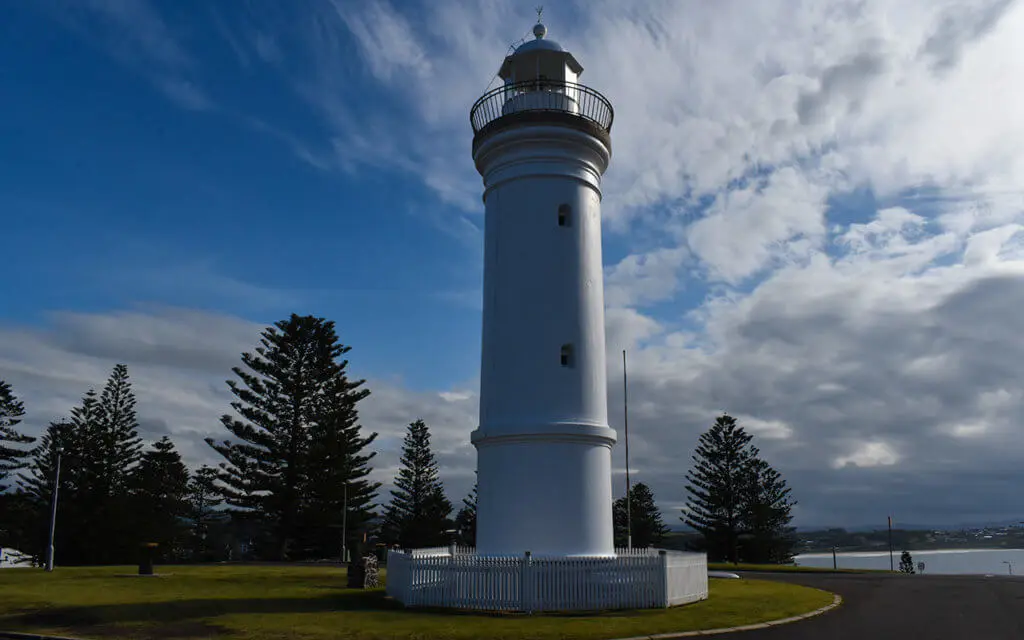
(797, 519, 1024, 534)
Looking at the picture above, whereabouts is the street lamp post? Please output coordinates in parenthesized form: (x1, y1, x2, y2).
(623, 350, 632, 551)
(46, 445, 63, 572)
(341, 482, 348, 564)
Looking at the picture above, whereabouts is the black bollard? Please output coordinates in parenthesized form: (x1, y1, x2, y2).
(346, 539, 365, 588)
(139, 542, 158, 575)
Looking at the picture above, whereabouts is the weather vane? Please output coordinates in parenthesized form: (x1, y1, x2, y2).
(535, 5, 544, 23)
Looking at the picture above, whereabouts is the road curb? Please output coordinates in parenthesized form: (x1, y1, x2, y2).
(0, 633, 80, 640)
(612, 593, 843, 639)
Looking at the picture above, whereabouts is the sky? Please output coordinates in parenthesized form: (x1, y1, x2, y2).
(2, 0, 1024, 530)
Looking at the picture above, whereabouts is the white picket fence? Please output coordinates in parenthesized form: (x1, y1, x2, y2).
(664, 550, 709, 606)
(386, 546, 707, 612)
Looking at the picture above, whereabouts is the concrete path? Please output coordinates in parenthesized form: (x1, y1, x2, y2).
(735, 572, 1024, 639)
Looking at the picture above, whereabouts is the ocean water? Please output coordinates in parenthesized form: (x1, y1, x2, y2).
(795, 548, 1024, 575)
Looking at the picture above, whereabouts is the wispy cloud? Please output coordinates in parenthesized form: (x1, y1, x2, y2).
(331, 0, 431, 83)
(154, 78, 213, 111)
(97, 257, 303, 315)
(43, 0, 214, 112)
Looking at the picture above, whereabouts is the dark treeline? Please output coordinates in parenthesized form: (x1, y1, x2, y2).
(0, 314, 795, 566)
(0, 315, 478, 565)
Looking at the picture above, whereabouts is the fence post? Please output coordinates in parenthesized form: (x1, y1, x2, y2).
(659, 549, 669, 608)
(522, 551, 533, 614)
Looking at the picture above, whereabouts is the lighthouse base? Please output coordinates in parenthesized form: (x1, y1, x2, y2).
(385, 547, 708, 612)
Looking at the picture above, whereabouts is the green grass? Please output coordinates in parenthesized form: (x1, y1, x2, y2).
(709, 562, 893, 574)
(0, 565, 835, 640)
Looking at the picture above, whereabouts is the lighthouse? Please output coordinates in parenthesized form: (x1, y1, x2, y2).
(469, 18, 617, 557)
(385, 18, 709, 611)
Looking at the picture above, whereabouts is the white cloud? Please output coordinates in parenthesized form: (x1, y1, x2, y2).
(737, 416, 794, 440)
(950, 423, 987, 438)
(605, 247, 689, 307)
(963, 224, 1024, 266)
(686, 166, 830, 283)
(833, 442, 900, 469)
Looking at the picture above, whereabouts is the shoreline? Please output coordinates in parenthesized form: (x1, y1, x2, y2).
(798, 547, 1024, 558)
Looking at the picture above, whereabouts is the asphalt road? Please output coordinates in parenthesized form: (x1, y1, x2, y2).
(736, 572, 1024, 640)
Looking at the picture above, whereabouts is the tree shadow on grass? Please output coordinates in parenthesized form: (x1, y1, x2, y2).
(8, 588, 656, 638)
(8, 589, 401, 638)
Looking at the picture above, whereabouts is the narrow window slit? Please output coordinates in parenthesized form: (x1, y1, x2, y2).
(558, 204, 572, 227)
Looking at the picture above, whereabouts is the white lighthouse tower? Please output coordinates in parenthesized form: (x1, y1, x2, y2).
(469, 19, 616, 558)
(385, 19, 709, 612)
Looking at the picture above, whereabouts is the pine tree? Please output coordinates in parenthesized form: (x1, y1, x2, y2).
(0, 380, 34, 492)
(382, 420, 453, 549)
(19, 420, 77, 564)
(738, 458, 797, 563)
(207, 314, 377, 560)
(85, 365, 144, 563)
(67, 389, 100, 497)
(299, 368, 379, 559)
(186, 465, 223, 560)
(614, 482, 669, 549)
(130, 437, 190, 561)
(899, 550, 916, 574)
(93, 365, 144, 497)
(20, 421, 75, 508)
(26, 367, 146, 565)
(683, 414, 758, 563)
(454, 481, 477, 547)
(48, 391, 98, 565)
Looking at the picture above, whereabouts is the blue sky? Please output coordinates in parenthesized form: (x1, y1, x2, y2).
(2, 1, 496, 391)
(3, 0, 1024, 527)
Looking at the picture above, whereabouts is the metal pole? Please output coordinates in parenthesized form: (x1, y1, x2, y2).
(888, 515, 894, 572)
(341, 482, 348, 563)
(46, 448, 62, 572)
(832, 546, 837, 570)
(623, 349, 632, 551)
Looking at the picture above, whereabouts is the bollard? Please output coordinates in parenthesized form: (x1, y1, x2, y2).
(139, 542, 158, 575)
(346, 539, 366, 588)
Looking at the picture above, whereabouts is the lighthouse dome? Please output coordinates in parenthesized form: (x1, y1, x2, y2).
(512, 36, 565, 55)
(497, 22, 583, 84)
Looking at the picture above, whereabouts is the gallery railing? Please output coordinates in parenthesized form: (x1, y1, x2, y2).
(470, 79, 614, 135)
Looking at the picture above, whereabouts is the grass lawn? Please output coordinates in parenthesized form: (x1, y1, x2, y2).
(0, 565, 835, 640)
(709, 562, 892, 574)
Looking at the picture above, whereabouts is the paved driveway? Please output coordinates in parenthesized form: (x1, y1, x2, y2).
(735, 572, 1024, 639)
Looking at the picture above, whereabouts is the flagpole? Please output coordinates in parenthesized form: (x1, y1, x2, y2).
(888, 515, 894, 572)
(623, 349, 632, 551)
